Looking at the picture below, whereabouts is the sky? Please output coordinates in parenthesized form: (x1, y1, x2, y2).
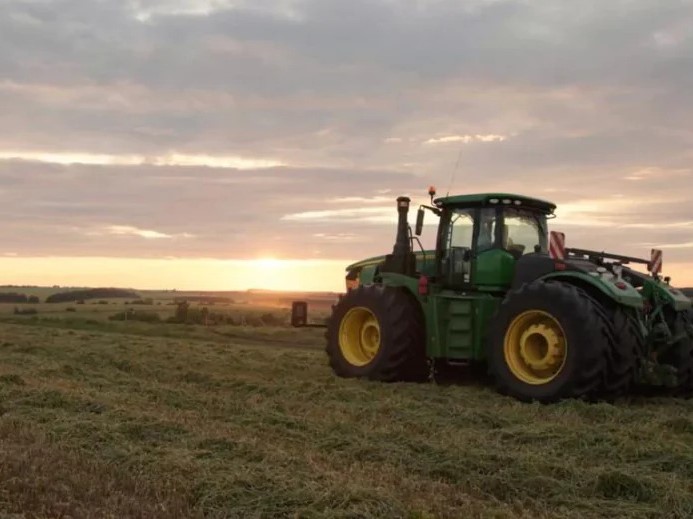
(1, 0, 693, 292)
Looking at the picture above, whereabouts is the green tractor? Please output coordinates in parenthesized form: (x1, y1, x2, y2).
(293, 189, 693, 403)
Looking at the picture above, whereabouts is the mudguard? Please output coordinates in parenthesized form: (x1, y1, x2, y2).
(541, 271, 643, 309)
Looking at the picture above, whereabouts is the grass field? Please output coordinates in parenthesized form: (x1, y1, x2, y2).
(1, 300, 693, 518)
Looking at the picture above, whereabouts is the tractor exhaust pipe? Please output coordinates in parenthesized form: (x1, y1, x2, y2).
(382, 196, 416, 276)
(393, 196, 412, 258)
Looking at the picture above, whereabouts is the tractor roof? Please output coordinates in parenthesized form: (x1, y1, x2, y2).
(434, 193, 556, 213)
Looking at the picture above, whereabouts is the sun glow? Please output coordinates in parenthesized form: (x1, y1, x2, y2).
(255, 257, 284, 270)
(0, 257, 351, 292)
(0, 254, 692, 293)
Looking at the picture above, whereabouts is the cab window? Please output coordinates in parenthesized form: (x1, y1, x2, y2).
(477, 208, 499, 253)
(441, 208, 475, 285)
(448, 209, 474, 249)
(502, 208, 547, 256)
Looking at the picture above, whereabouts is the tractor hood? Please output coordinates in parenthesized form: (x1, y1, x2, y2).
(346, 250, 436, 275)
(346, 254, 388, 272)
(345, 250, 437, 288)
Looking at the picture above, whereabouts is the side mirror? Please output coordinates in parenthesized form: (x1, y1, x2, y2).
(415, 208, 425, 236)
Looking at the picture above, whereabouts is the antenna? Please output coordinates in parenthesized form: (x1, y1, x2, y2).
(446, 144, 464, 197)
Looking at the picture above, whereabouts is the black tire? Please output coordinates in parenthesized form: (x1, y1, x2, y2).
(325, 284, 428, 382)
(487, 280, 609, 403)
(564, 290, 640, 399)
(599, 306, 641, 399)
(659, 311, 693, 398)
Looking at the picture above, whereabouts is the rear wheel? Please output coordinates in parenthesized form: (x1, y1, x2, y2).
(326, 284, 428, 382)
(487, 280, 609, 403)
(598, 305, 641, 399)
(560, 290, 639, 399)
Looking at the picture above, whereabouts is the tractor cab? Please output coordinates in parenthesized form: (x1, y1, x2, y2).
(420, 191, 555, 291)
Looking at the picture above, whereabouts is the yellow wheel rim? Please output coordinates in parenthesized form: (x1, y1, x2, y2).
(338, 306, 381, 366)
(503, 310, 568, 385)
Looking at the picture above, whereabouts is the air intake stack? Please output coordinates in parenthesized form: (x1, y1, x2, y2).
(381, 196, 416, 276)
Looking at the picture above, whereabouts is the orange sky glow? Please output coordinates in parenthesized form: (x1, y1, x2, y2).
(1, 256, 692, 293)
(0, 257, 351, 293)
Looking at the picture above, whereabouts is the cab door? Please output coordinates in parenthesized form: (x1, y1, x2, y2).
(439, 206, 510, 291)
(438, 207, 475, 289)
(432, 207, 478, 359)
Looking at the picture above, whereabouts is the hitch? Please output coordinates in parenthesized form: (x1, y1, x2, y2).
(290, 301, 327, 328)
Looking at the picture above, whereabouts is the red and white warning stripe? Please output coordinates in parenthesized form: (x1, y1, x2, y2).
(549, 231, 566, 260)
(649, 249, 663, 275)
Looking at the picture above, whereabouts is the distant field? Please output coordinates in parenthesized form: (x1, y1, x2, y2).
(0, 285, 339, 308)
(0, 285, 335, 329)
(1, 303, 692, 518)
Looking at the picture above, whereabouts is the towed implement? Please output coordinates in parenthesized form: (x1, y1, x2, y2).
(293, 188, 693, 403)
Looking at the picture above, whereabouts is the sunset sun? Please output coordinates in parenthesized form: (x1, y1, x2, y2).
(255, 257, 284, 270)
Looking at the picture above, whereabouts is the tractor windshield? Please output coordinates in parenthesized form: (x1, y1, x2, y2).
(503, 208, 548, 256)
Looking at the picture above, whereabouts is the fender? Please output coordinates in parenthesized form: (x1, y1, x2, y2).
(541, 271, 643, 309)
(379, 272, 420, 296)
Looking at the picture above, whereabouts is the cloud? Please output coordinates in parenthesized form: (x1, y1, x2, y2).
(281, 206, 395, 224)
(327, 196, 392, 204)
(0, 160, 422, 259)
(653, 241, 693, 249)
(105, 225, 194, 240)
(424, 134, 507, 144)
(130, 0, 239, 21)
(0, 0, 692, 272)
(623, 221, 693, 230)
(624, 166, 691, 181)
(313, 232, 359, 241)
(0, 151, 284, 169)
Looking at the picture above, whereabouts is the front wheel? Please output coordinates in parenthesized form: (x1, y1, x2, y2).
(487, 280, 610, 403)
(326, 284, 428, 382)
